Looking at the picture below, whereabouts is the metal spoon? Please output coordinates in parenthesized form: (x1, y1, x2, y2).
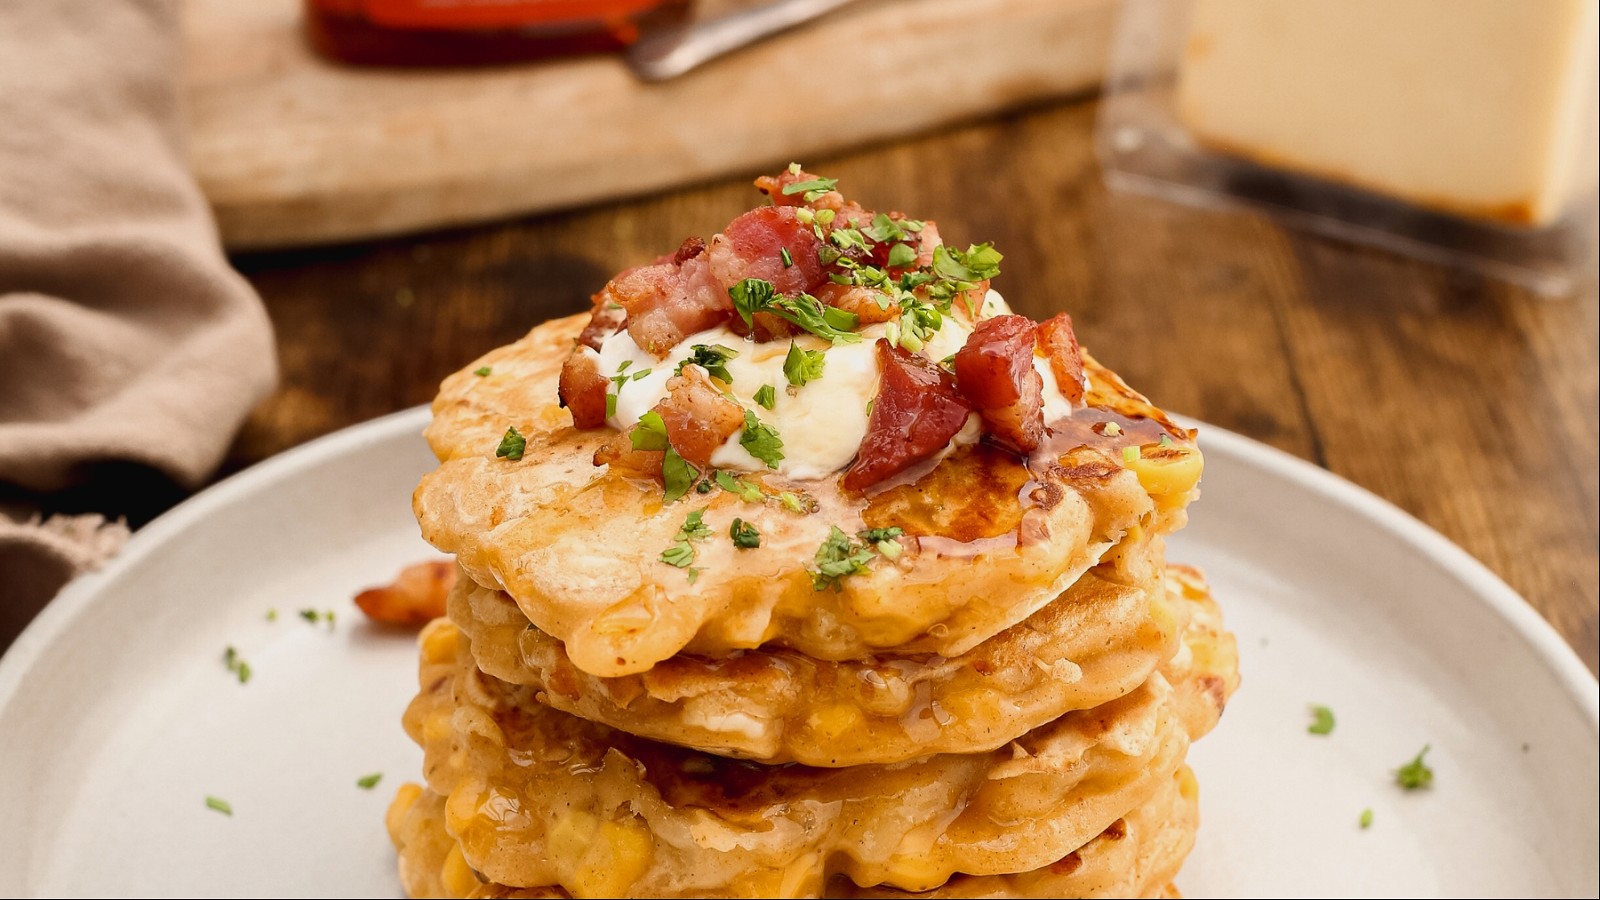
(627, 0, 859, 81)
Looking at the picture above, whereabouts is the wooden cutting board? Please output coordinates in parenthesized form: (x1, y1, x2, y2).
(182, 0, 1118, 250)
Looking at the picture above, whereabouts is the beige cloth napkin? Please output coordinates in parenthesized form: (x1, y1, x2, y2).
(0, 1, 277, 641)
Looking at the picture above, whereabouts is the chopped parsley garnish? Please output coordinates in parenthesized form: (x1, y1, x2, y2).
(265, 608, 277, 622)
(495, 426, 527, 461)
(729, 518, 761, 549)
(715, 470, 763, 503)
(781, 175, 839, 202)
(729, 278, 860, 343)
(661, 449, 697, 503)
(677, 344, 739, 383)
(606, 361, 650, 418)
(1103, 421, 1123, 437)
(660, 510, 710, 569)
(298, 608, 336, 629)
(778, 491, 813, 513)
(729, 277, 776, 327)
(205, 796, 233, 816)
(863, 212, 905, 243)
(473, 366, 492, 377)
(630, 411, 670, 451)
(754, 384, 777, 410)
(1158, 434, 1175, 448)
(773, 294, 859, 343)
(892, 296, 942, 353)
(860, 525, 904, 560)
(780, 247, 794, 268)
(932, 242, 1003, 282)
(1122, 445, 1141, 463)
(783, 342, 826, 388)
(1308, 704, 1336, 735)
(810, 526, 879, 592)
(739, 410, 784, 468)
(885, 242, 918, 269)
(223, 646, 251, 684)
(660, 543, 695, 568)
(675, 509, 713, 542)
(1395, 745, 1434, 790)
(1359, 808, 1374, 829)
(357, 773, 383, 790)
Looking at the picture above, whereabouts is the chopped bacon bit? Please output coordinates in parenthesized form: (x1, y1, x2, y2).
(1037, 312, 1086, 405)
(672, 236, 707, 265)
(843, 340, 974, 492)
(953, 314, 1045, 452)
(558, 346, 609, 429)
(608, 253, 728, 358)
(354, 560, 455, 626)
(577, 292, 626, 351)
(594, 430, 663, 478)
(654, 368, 744, 466)
(814, 281, 898, 325)
(707, 205, 827, 296)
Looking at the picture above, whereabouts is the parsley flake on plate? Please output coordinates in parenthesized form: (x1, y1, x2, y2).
(205, 796, 233, 816)
(1395, 745, 1434, 790)
(1308, 704, 1336, 735)
(473, 366, 492, 377)
(357, 773, 383, 790)
(222, 646, 251, 684)
(1359, 808, 1374, 829)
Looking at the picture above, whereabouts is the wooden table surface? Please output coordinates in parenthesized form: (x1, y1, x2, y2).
(227, 96, 1599, 674)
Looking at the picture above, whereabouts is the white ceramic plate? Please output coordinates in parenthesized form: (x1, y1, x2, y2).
(0, 407, 1594, 899)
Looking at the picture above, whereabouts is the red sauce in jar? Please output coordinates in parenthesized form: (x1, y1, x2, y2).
(305, 0, 692, 67)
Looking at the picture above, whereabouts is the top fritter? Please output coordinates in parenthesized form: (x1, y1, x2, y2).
(416, 169, 1202, 677)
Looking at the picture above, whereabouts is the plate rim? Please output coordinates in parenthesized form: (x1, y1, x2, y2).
(2, 406, 1594, 732)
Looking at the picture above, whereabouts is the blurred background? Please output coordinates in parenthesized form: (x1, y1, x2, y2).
(1, 0, 1596, 667)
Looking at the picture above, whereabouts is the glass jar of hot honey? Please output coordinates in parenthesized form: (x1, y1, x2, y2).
(305, 0, 693, 66)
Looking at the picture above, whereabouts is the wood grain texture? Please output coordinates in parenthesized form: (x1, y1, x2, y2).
(228, 98, 1599, 672)
(182, 0, 1116, 250)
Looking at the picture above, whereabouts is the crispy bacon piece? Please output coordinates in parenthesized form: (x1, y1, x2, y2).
(814, 282, 899, 325)
(608, 253, 727, 358)
(577, 292, 626, 351)
(953, 314, 1045, 452)
(558, 346, 609, 429)
(654, 368, 744, 466)
(594, 431, 663, 478)
(1037, 312, 1086, 405)
(672, 236, 707, 264)
(354, 560, 455, 626)
(843, 340, 974, 492)
(707, 205, 827, 296)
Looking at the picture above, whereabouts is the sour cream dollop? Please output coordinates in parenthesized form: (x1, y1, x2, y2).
(597, 291, 1035, 480)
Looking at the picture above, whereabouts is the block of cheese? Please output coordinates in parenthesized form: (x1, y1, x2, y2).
(1175, 0, 1599, 227)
